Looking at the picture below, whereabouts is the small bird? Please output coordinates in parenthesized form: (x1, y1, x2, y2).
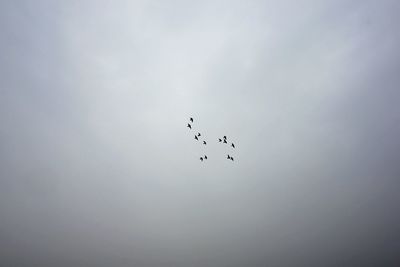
(200, 157, 203, 161)
(223, 139, 227, 144)
(203, 141, 207, 145)
(230, 156, 234, 161)
(227, 155, 231, 160)
(190, 117, 193, 123)
(219, 138, 222, 142)
(197, 133, 201, 137)
(187, 123, 191, 129)
(223, 136, 227, 139)
(204, 155, 207, 160)
(231, 143, 235, 148)
(195, 135, 198, 140)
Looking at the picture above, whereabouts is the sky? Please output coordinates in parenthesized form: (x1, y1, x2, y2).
(1, 0, 400, 266)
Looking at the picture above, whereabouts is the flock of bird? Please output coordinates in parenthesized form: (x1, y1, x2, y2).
(187, 117, 236, 162)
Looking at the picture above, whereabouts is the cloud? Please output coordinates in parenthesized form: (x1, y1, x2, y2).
(1, 0, 399, 266)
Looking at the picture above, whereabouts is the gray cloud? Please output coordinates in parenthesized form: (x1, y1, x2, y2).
(1, 0, 400, 266)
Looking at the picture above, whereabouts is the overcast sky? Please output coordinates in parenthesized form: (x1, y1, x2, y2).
(1, 0, 400, 266)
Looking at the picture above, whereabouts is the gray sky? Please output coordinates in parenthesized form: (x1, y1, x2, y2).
(1, 0, 400, 266)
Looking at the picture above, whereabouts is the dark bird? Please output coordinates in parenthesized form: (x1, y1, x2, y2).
(200, 157, 203, 161)
(204, 155, 207, 160)
(203, 141, 207, 145)
(219, 138, 222, 142)
(190, 117, 193, 122)
(227, 155, 231, 159)
(187, 123, 191, 129)
(223, 136, 227, 139)
(195, 135, 198, 140)
(197, 133, 201, 137)
(231, 143, 235, 148)
(223, 139, 227, 144)
(230, 157, 234, 161)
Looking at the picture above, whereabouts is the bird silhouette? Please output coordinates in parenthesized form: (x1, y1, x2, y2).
(185, 117, 238, 163)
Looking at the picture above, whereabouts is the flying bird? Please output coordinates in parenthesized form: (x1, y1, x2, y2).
(185, 117, 237, 163)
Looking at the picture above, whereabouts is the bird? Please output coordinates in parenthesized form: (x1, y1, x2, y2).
(223, 136, 227, 139)
(227, 155, 231, 160)
(231, 143, 235, 148)
(187, 123, 191, 129)
(219, 138, 222, 142)
(204, 155, 208, 160)
(200, 157, 203, 161)
(197, 133, 201, 137)
(190, 117, 193, 123)
(223, 139, 227, 144)
(230, 156, 234, 161)
(203, 141, 207, 145)
(195, 135, 198, 140)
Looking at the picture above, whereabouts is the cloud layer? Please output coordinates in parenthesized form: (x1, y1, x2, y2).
(1, 0, 399, 266)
